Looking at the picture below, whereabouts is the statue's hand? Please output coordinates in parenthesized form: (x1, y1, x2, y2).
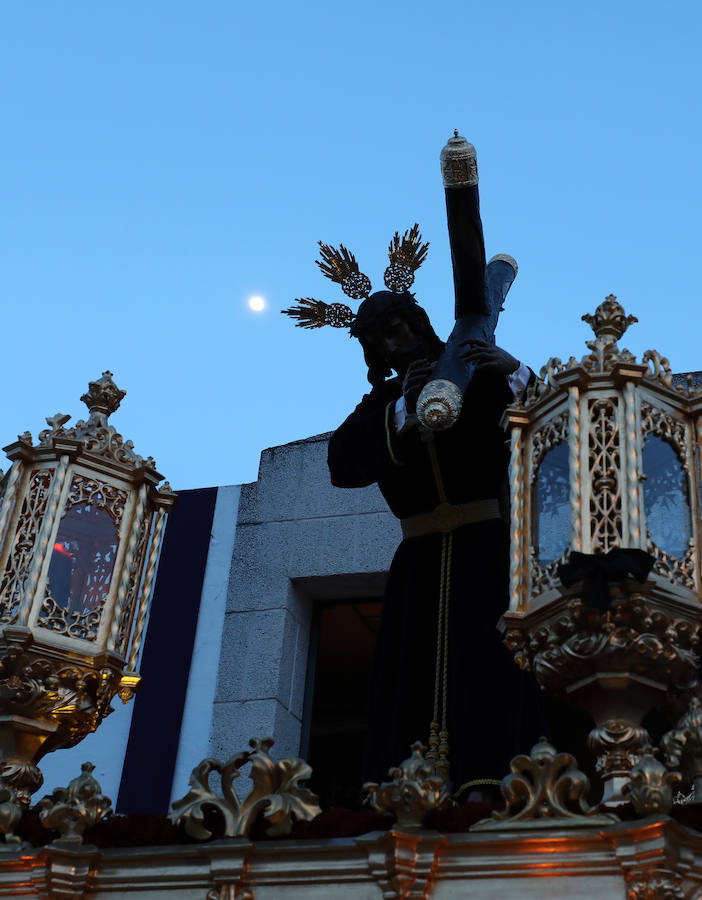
(460, 340, 519, 377)
(402, 359, 435, 415)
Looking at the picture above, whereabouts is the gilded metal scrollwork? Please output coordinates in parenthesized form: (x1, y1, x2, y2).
(170, 737, 321, 840)
(474, 737, 615, 829)
(39, 761, 112, 843)
(641, 402, 688, 467)
(582, 295, 638, 341)
(588, 720, 650, 781)
(520, 596, 700, 694)
(520, 296, 702, 412)
(662, 697, 702, 802)
(648, 537, 696, 590)
(529, 412, 569, 484)
(529, 546, 571, 598)
(622, 749, 681, 816)
(588, 397, 623, 553)
(642, 349, 675, 391)
(0, 644, 120, 803)
(0, 469, 54, 624)
(364, 741, 451, 829)
(38, 589, 104, 641)
(38, 371, 157, 469)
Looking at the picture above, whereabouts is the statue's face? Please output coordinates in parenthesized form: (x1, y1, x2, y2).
(372, 314, 424, 375)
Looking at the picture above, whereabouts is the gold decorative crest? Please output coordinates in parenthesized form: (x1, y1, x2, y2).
(474, 737, 616, 830)
(39, 761, 113, 844)
(364, 742, 451, 829)
(170, 737, 320, 840)
(622, 750, 681, 816)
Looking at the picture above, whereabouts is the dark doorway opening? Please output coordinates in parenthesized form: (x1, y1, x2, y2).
(305, 598, 381, 809)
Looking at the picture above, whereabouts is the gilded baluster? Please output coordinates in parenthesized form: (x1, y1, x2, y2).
(127, 505, 167, 671)
(108, 482, 148, 652)
(0, 460, 24, 554)
(624, 381, 641, 547)
(509, 426, 526, 610)
(694, 415, 702, 594)
(19, 455, 70, 626)
(568, 385, 581, 552)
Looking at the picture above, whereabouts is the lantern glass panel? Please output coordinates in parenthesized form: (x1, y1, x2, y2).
(642, 435, 691, 557)
(47, 503, 118, 614)
(534, 442, 570, 564)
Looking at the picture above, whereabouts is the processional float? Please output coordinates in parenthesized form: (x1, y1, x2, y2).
(0, 136, 700, 874)
(281, 130, 702, 826)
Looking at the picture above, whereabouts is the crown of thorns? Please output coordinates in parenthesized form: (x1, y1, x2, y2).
(281, 224, 429, 330)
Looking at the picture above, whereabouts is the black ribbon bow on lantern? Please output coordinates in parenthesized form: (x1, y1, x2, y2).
(557, 548, 655, 612)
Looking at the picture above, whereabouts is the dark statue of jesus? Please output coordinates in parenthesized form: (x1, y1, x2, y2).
(284, 132, 541, 792)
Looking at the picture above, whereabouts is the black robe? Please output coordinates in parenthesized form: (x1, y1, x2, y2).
(328, 367, 538, 789)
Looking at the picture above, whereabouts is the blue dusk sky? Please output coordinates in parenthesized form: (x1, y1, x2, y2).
(1, 2, 700, 489)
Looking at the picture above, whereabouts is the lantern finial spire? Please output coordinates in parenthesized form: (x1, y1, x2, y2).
(80, 371, 126, 426)
(582, 295, 638, 341)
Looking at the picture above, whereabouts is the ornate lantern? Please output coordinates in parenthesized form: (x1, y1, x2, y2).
(503, 297, 702, 801)
(0, 372, 175, 804)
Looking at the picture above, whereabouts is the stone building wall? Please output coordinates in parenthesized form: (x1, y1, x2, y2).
(209, 432, 400, 764)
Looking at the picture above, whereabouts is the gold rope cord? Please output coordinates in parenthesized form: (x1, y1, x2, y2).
(425, 437, 452, 781)
(453, 777, 502, 802)
(385, 402, 405, 467)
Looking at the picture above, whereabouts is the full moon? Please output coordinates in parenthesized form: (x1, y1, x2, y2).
(248, 295, 266, 312)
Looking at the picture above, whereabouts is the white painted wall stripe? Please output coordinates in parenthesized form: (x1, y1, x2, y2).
(168, 484, 241, 806)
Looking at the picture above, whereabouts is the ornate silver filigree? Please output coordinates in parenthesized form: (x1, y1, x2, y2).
(170, 737, 321, 840)
(416, 379, 464, 431)
(39, 761, 112, 843)
(440, 131, 478, 187)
